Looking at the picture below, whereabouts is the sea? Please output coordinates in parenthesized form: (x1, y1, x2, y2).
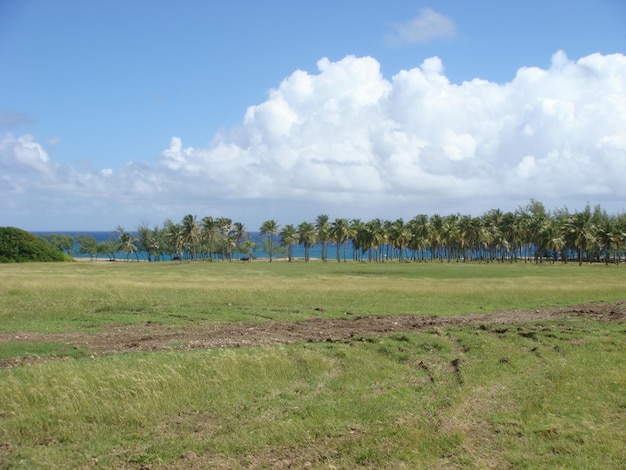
(34, 231, 354, 261)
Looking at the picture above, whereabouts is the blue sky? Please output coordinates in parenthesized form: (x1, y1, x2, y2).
(1, 1, 625, 231)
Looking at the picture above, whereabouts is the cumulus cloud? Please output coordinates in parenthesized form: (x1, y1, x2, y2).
(1, 51, 625, 229)
(387, 8, 458, 45)
(0, 133, 52, 175)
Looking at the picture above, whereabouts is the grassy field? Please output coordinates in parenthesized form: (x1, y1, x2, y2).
(1, 260, 624, 333)
(1, 260, 625, 468)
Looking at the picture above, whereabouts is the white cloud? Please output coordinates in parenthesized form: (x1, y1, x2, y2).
(387, 8, 458, 45)
(0, 133, 52, 175)
(1, 51, 626, 229)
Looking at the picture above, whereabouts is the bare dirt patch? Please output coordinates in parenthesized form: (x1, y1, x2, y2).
(1, 301, 624, 368)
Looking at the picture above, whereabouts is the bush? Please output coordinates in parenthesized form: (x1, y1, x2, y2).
(0, 227, 73, 263)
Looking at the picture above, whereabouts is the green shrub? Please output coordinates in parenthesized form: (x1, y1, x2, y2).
(0, 227, 73, 263)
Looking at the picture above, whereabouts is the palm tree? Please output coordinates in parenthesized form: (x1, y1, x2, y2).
(407, 215, 429, 261)
(441, 214, 460, 262)
(298, 221, 317, 262)
(280, 224, 298, 261)
(118, 228, 138, 261)
(455, 215, 470, 261)
(353, 222, 369, 262)
(389, 218, 411, 262)
(137, 224, 164, 261)
(181, 214, 201, 260)
(513, 210, 530, 261)
(222, 235, 236, 262)
(382, 219, 393, 260)
(522, 199, 549, 262)
(499, 212, 520, 263)
(231, 222, 247, 258)
(593, 214, 615, 265)
(543, 221, 564, 264)
(164, 219, 184, 260)
(315, 214, 330, 262)
(614, 213, 626, 264)
(149, 225, 165, 261)
(552, 206, 571, 263)
(216, 217, 233, 260)
(330, 218, 351, 262)
(239, 239, 256, 259)
(260, 220, 280, 262)
(136, 224, 152, 261)
(349, 219, 364, 261)
(358, 219, 383, 262)
(562, 205, 597, 265)
(201, 216, 218, 261)
(482, 209, 506, 262)
(428, 214, 444, 261)
(473, 217, 492, 263)
(368, 218, 390, 263)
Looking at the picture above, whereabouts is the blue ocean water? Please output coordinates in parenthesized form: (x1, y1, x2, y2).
(34, 231, 354, 261)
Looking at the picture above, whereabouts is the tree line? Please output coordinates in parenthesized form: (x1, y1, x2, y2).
(43, 200, 626, 265)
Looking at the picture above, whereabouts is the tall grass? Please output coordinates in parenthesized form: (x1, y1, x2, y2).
(1, 261, 624, 333)
(1, 261, 624, 468)
(1, 320, 624, 468)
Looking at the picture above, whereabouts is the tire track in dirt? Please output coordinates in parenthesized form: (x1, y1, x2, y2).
(1, 301, 624, 368)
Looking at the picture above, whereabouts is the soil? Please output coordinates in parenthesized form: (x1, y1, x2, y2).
(1, 301, 624, 368)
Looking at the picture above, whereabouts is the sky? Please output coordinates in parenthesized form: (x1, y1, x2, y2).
(1, 0, 625, 231)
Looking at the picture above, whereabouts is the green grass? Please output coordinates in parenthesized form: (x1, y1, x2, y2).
(447, 321, 626, 468)
(1, 320, 624, 468)
(0, 342, 91, 361)
(0, 260, 625, 468)
(0, 260, 624, 333)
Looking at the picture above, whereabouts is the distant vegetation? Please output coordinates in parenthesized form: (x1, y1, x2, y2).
(0, 227, 73, 263)
(46, 200, 626, 264)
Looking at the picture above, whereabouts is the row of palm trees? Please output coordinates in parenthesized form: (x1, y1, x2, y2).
(261, 201, 626, 265)
(74, 200, 625, 264)
(130, 216, 253, 262)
